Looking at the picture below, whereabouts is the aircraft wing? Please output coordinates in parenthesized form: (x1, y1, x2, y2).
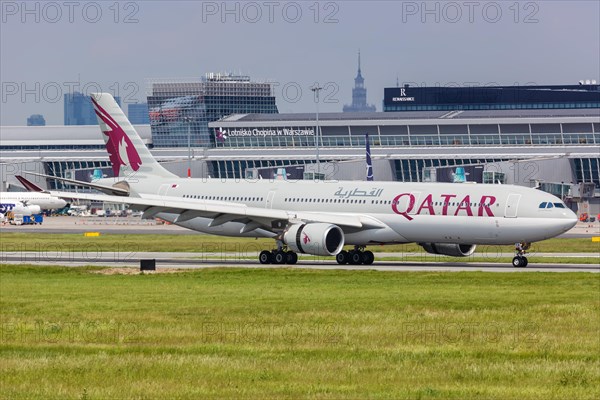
(46, 190, 387, 234)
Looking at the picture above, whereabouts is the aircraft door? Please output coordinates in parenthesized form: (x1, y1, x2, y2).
(266, 191, 276, 209)
(158, 184, 171, 196)
(504, 193, 521, 218)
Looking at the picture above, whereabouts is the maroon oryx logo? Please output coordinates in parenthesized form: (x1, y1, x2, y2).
(303, 232, 311, 245)
(91, 97, 142, 177)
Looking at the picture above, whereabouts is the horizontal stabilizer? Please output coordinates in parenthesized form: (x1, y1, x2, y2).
(15, 175, 45, 192)
(23, 172, 130, 196)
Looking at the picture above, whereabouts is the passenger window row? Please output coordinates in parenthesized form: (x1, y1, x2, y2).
(284, 198, 368, 204)
(182, 195, 264, 202)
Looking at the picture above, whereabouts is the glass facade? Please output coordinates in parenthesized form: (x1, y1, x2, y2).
(1, 145, 107, 151)
(208, 159, 315, 180)
(148, 74, 278, 148)
(209, 114, 599, 186)
(539, 182, 572, 198)
(394, 159, 506, 183)
(45, 160, 112, 190)
(64, 92, 121, 125)
(383, 84, 600, 112)
(128, 103, 150, 124)
(212, 122, 599, 148)
(573, 158, 600, 188)
(483, 171, 506, 184)
(384, 102, 600, 112)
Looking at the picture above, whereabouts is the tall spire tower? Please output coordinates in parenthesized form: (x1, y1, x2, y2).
(343, 50, 376, 112)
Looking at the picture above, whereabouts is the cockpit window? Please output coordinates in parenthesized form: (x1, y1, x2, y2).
(539, 202, 548, 208)
(546, 203, 554, 208)
(553, 203, 566, 208)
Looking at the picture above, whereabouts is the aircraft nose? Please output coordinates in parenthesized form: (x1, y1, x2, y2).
(562, 208, 578, 230)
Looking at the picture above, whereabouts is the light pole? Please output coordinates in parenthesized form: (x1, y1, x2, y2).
(311, 85, 322, 178)
(184, 116, 192, 178)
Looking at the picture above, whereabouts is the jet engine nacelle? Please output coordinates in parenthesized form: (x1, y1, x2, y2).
(419, 243, 477, 257)
(6, 202, 41, 216)
(283, 223, 345, 256)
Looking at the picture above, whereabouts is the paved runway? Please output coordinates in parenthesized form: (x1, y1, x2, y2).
(2, 217, 597, 272)
(2, 216, 599, 238)
(1, 252, 597, 273)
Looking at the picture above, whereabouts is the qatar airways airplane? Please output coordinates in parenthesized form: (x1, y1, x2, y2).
(22, 93, 578, 267)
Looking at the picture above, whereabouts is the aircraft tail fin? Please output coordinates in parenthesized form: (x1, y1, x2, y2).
(15, 175, 44, 192)
(366, 133, 374, 181)
(90, 93, 176, 179)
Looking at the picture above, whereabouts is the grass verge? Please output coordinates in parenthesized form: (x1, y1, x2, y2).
(1, 265, 599, 399)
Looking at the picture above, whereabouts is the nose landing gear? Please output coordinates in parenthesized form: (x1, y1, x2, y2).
(512, 255, 528, 268)
(512, 242, 531, 268)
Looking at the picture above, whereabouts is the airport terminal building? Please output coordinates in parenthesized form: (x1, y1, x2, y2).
(1, 82, 599, 214)
(2, 108, 599, 185)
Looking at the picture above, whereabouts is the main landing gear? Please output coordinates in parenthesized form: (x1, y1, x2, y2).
(259, 249, 298, 265)
(259, 241, 298, 265)
(257, 243, 376, 266)
(336, 246, 375, 265)
(512, 242, 531, 268)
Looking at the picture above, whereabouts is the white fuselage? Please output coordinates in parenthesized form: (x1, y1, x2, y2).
(105, 176, 577, 246)
(0, 192, 67, 212)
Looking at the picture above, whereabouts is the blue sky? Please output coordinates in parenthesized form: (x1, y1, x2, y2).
(1, 0, 599, 125)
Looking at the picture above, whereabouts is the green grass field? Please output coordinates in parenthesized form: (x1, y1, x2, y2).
(1, 233, 599, 254)
(1, 265, 599, 399)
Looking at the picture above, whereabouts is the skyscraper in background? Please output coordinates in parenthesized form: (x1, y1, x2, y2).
(343, 51, 376, 113)
(27, 114, 45, 126)
(128, 103, 150, 124)
(148, 73, 278, 147)
(64, 92, 121, 125)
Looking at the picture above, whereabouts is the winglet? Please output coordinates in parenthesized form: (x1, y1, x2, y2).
(15, 175, 45, 192)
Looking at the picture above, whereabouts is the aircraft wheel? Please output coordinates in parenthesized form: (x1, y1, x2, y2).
(336, 250, 349, 265)
(273, 250, 286, 265)
(349, 251, 363, 265)
(362, 250, 375, 265)
(259, 250, 272, 264)
(512, 256, 525, 268)
(522, 256, 528, 267)
(286, 251, 298, 265)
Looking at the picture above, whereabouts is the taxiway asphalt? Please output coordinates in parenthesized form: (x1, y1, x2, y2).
(1, 251, 597, 273)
